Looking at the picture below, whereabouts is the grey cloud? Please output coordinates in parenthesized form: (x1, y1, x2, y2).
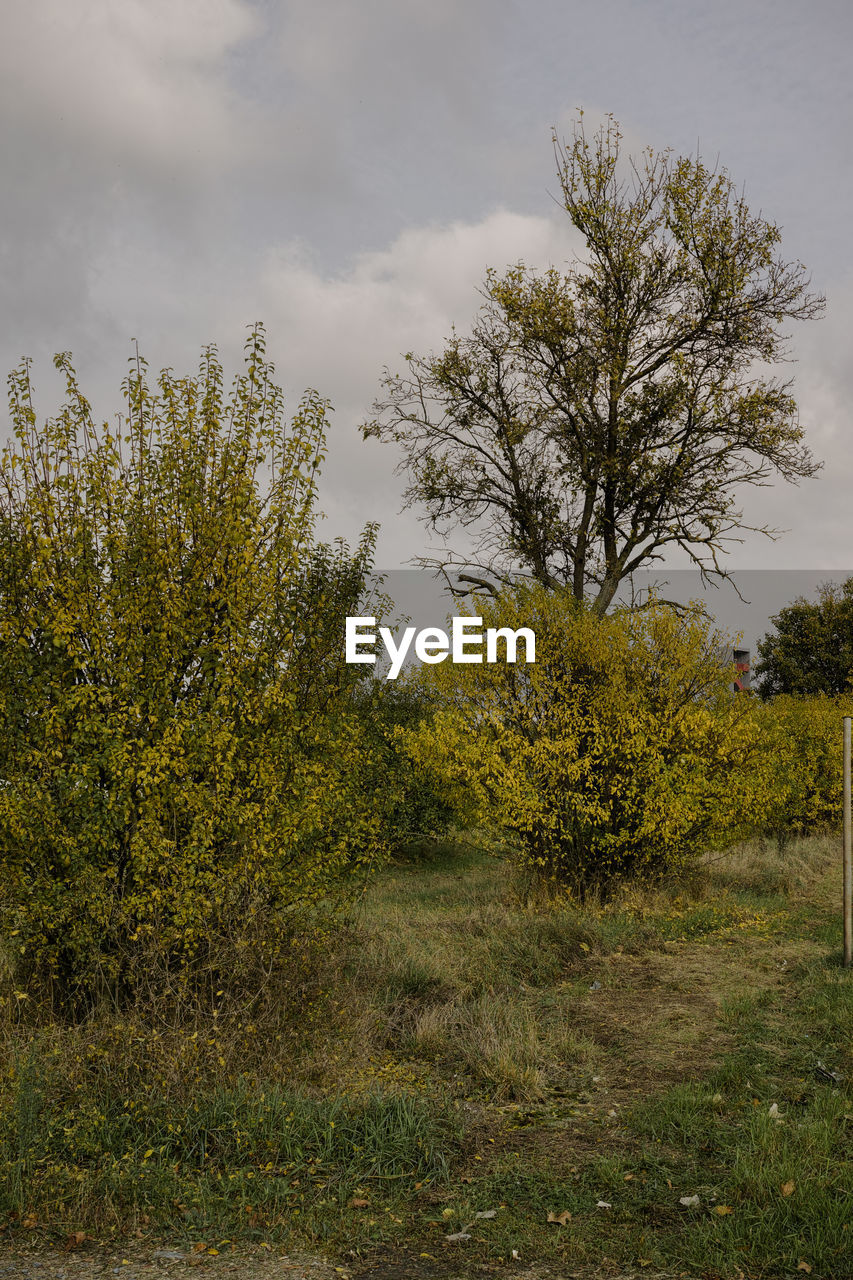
(0, 1, 262, 174)
(1, 0, 850, 579)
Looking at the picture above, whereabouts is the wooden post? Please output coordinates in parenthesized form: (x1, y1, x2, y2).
(844, 716, 852, 968)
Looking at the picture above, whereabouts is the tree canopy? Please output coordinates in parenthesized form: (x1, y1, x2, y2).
(754, 578, 853, 699)
(362, 113, 824, 614)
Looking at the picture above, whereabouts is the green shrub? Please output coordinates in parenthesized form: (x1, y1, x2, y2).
(400, 584, 766, 898)
(0, 327, 389, 1011)
(753, 693, 853, 845)
(349, 678, 460, 853)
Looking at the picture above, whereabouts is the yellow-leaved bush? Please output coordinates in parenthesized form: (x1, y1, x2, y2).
(399, 584, 770, 898)
(0, 326, 393, 1011)
(753, 693, 853, 845)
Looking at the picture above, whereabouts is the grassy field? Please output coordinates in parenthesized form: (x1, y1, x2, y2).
(1, 834, 852, 1279)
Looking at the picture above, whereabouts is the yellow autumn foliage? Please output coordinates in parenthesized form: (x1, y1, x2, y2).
(400, 584, 769, 898)
(753, 693, 853, 845)
(0, 326, 390, 1011)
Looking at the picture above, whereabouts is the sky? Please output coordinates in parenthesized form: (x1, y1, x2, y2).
(2, 0, 852, 657)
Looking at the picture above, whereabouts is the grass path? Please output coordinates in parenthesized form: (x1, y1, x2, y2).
(335, 838, 852, 1278)
(2, 837, 851, 1279)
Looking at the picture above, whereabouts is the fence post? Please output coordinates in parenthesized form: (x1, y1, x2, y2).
(844, 716, 852, 968)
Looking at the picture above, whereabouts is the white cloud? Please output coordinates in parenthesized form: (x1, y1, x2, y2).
(26, 205, 582, 566)
(252, 208, 586, 563)
(258, 207, 582, 388)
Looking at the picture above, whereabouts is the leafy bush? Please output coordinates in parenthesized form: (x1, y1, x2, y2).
(399, 584, 766, 898)
(753, 693, 853, 846)
(348, 677, 460, 854)
(0, 326, 390, 1011)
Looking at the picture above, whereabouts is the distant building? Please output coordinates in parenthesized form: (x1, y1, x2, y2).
(732, 647, 751, 693)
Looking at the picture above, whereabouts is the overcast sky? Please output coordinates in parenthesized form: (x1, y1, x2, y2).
(3, 0, 852, 648)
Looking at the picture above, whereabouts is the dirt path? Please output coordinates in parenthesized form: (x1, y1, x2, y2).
(0, 1244, 339, 1280)
(570, 928, 812, 1098)
(0, 1243, 689, 1280)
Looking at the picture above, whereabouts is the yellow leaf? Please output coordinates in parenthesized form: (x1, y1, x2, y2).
(714, 1205, 733, 1215)
(547, 1210, 572, 1225)
(780, 1179, 795, 1197)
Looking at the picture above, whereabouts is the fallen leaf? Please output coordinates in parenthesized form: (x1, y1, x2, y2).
(596, 1200, 612, 1209)
(714, 1205, 734, 1215)
(21, 1216, 37, 1230)
(348, 1198, 369, 1208)
(445, 1231, 471, 1243)
(474, 1209, 497, 1220)
(64, 1232, 87, 1250)
(679, 1195, 700, 1207)
(511, 1250, 520, 1260)
(193, 1242, 207, 1253)
(780, 1180, 795, 1197)
(797, 1263, 812, 1273)
(547, 1210, 572, 1225)
(623, 1173, 634, 1181)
